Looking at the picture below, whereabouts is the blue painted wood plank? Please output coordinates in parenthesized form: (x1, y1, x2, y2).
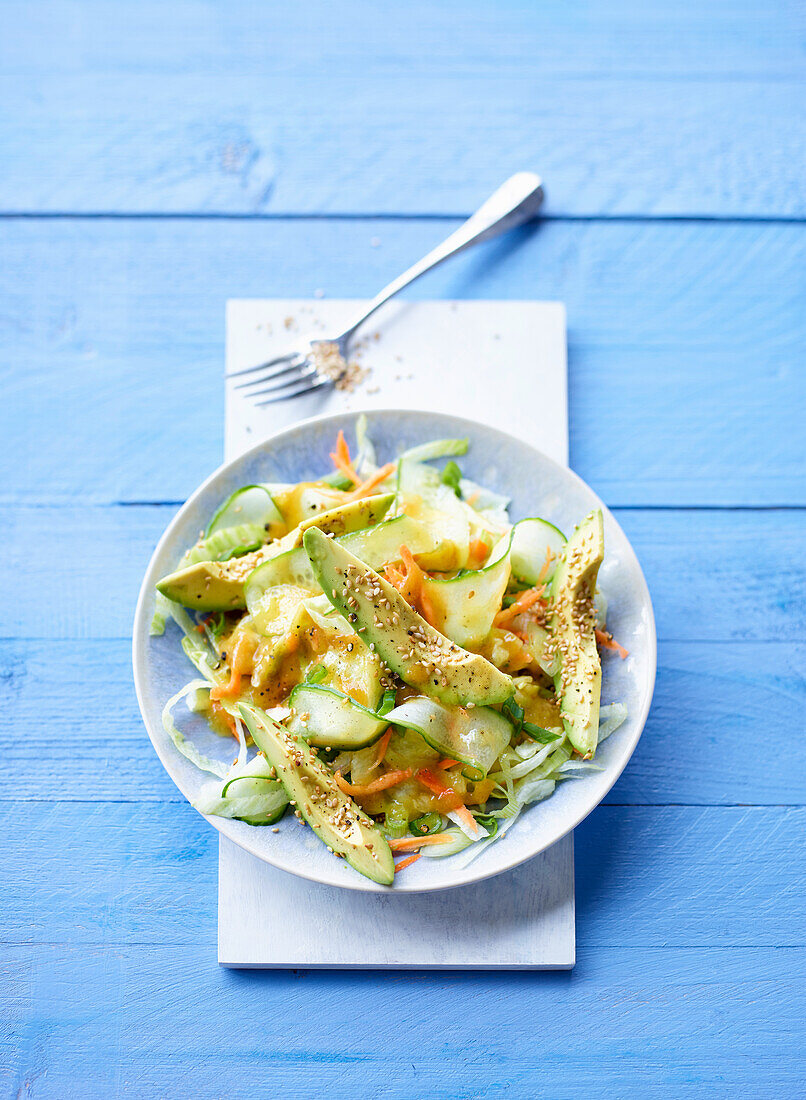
(2, 639, 803, 806)
(6, 0, 803, 80)
(1, 1, 804, 216)
(5, 504, 804, 641)
(1, 218, 803, 507)
(0, 803, 802, 949)
(1, 944, 803, 1098)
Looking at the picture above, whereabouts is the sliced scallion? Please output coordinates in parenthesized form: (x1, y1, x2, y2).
(410, 812, 442, 837)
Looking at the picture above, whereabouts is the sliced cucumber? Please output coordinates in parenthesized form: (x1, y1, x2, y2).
(245, 548, 319, 604)
(206, 485, 285, 539)
(384, 696, 512, 781)
(193, 755, 288, 826)
(287, 683, 387, 749)
(510, 518, 566, 586)
(423, 530, 512, 648)
(340, 513, 450, 570)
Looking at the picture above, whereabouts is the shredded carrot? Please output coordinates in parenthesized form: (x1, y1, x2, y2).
(334, 768, 413, 797)
(329, 429, 360, 486)
(493, 584, 546, 628)
(416, 770, 466, 812)
(465, 490, 481, 506)
(451, 804, 480, 834)
(468, 538, 489, 568)
(416, 769, 452, 797)
(436, 758, 459, 770)
(382, 562, 407, 590)
(373, 727, 393, 768)
(195, 622, 206, 634)
(536, 546, 554, 585)
(596, 629, 630, 659)
(345, 461, 395, 502)
(399, 544, 438, 626)
(389, 834, 453, 852)
(394, 853, 422, 873)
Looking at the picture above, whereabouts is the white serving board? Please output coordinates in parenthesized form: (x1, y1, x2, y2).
(219, 298, 573, 969)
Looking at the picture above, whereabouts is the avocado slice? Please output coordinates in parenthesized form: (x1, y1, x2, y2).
(238, 701, 395, 885)
(286, 493, 394, 548)
(156, 494, 394, 611)
(549, 509, 604, 757)
(303, 527, 513, 708)
(156, 551, 264, 612)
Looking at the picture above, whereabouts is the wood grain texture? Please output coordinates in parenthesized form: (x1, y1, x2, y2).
(1, 1, 804, 216)
(0, 802, 802, 948)
(2, 639, 803, 807)
(5, 504, 803, 640)
(2, 218, 804, 507)
(1, 944, 801, 1099)
(4, 0, 805, 1089)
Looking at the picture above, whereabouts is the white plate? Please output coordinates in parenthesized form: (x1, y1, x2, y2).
(133, 409, 656, 893)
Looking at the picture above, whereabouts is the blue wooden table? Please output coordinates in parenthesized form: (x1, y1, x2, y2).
(2, 2, 804, 1095)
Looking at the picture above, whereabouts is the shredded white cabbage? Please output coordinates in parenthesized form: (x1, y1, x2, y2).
(161, 681, 229, 779)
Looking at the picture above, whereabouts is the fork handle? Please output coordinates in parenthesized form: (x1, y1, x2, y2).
(337, 172, 544, 344)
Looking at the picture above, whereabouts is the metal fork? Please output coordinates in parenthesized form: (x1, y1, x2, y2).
(228, 172, 544, 405)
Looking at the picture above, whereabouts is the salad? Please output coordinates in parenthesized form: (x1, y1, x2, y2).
(152, 420, 628, 885)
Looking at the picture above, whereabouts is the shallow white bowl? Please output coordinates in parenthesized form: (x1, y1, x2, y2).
(133, 409, 656, 893)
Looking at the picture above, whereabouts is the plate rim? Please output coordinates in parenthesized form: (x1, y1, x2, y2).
(132, 407, 657, 894)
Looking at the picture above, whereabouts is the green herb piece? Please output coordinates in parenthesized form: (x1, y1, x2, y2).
(384, 806, 409, 839)
(522, 721, 561, 744)
(440, 460, 463, 498)
(502, 696, 524, 731)
(474, 815, 499, 837)
(410, 812, 442, 837)
(305, 664, 328, 685)
(378, 689, 397, 716)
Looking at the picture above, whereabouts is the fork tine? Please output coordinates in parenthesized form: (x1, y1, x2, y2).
(234, 356, 309, 392)
(255, 377, 331, 406)
(243, 363, 319, 399)
(226, 351, 298, 381)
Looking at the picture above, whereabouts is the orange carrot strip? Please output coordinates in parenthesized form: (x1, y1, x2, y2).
(416, 768, 452, 796)
(416, 770, 466, 812)
(436, 758, 459, 770)
(451, 804, 480, 834)
(468, 537, 489, 567)
(536, 546, 554, 585)
(596, 629, 630, 659)
(382, 562, 406, 590)
(389, 834, 453, 852)
(345, 461, 395, 502)
(373, 727, 394, 767)
(494, 584, 546, 628)
(394, 853, 422, 873)
(465, 490, 480, 506)
(399, 545, 438, 626)
(334, 768, 413, 797)
(329, 429, 360, 485)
